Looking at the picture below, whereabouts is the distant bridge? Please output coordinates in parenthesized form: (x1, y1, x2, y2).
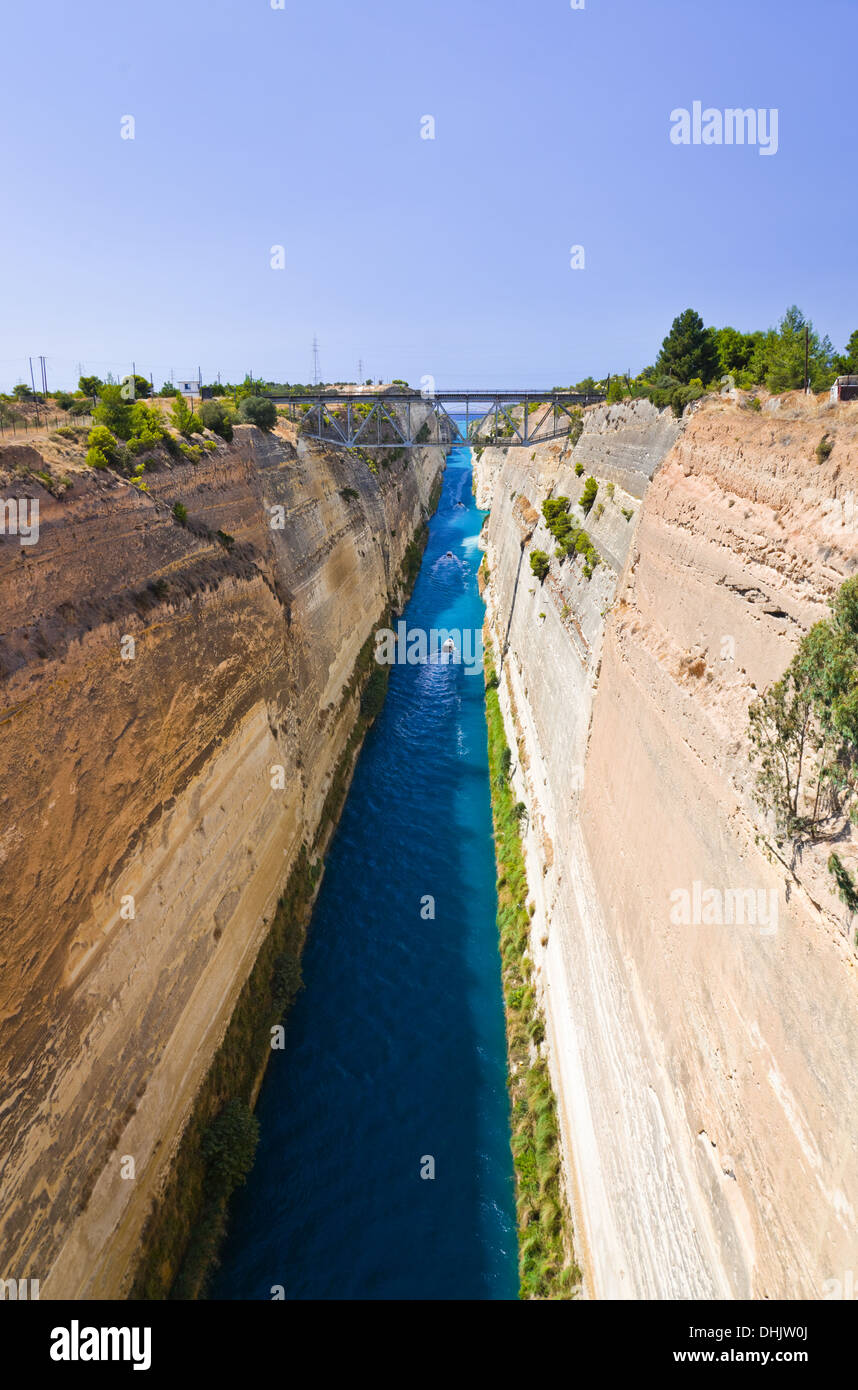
(267, 389, 605, 450)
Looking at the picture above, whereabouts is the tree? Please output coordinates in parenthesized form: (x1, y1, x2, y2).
(201, 1100, 259, 1197)
(199, 400, 234, 441)
(93, 383, 133, 438)
(749, 576, 858, 838)
(238, 395, 276, 430)
(127, 373, 151, 399)
(12, 383, 33, 400)
(764, 305, 835, 393)
(170, 393, 203, 436)
(833, 329, 858, 377)
(655, 309, 719, 385)
(713, 326, 765, 381)
(78, 375, 102, 397)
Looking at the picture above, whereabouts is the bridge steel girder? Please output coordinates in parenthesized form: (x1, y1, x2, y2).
(271, 390, 604, 450)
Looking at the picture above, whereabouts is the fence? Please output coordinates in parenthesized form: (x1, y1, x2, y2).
(0, 413, 94, 438)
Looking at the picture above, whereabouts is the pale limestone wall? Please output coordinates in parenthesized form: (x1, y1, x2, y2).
(0, 416, 443, 1296)
(478, 395, 858, 1300)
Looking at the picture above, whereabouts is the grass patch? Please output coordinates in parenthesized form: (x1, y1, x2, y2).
(484, 650, 581, 1299)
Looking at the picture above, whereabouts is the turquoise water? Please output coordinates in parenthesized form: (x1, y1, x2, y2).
(213, 444, 517, 1300)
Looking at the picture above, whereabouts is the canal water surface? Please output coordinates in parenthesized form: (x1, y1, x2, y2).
(213, 442, 517, 1299)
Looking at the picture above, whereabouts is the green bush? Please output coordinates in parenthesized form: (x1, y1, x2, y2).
(54, 392, 74, 411)
(579, 477, 598, 515)
(199, 400, 234, 441)
(530, 550, 550, 582)
(271, 952, 303, 1012)
(238, 396, 277, 430)
(172, 502, 188, 524)
(93, 384, 134, 439)
(816, 433, 834, 465)
(201, 1100, 259, 1198)
(574, 462, 584, 477)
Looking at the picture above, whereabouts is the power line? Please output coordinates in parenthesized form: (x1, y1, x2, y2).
(312, 335, 320, 385)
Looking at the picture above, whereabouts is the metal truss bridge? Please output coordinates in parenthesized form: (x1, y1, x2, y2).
(269, 389, 605, 450)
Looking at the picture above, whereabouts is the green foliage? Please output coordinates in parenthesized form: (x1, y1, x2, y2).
(834, 329, 858, 376)
(827, 853, 858, 915)
(199, 400, 234, 441)
(573, 462, 584, 477)
(360, 663, 389, 720)
(713, 325, 765, 380)
(170, 393, 203, 436)
(749, 576, 858, 838)
(484, 651, 581, 1299)
(78, 375, 102, 397)
(271, 951, 303, 1012)
(579, 476, 598, 515)
(85, 425, 118, 470)
(93, 384, 134, 438)
(172, 502, 188, 524)
(606, 377, 626, 404)
(159, 381, 180, 396)
(54, 392, 74, 411)
(201, 1100, 259, 1199)
(530, 549, 550, 582)
(238, 395, 277, 430)
(815, 433, 834, 465)
(760, 305, 835, 393)
(540, 496, 600, 577)
(566, 409, 583, 447)
(655, 308, 719, 385)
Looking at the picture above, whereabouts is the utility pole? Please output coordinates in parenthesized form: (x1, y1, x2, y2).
(29, 357, 36, 394)
(312, 335, 320, 386)
(357, 357, 363, 384)
(805, 325, 810, 393)
(39, 355, 48, 396)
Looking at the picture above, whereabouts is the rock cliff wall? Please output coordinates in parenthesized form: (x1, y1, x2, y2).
(0, 415, 444, 1296)
(477, 394, 858, 1299)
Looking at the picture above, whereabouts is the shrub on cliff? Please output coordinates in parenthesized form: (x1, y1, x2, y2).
(530, 550, 550, 582)
(579, 477, 598, 515)
(201, 1100, 259, 1198)
(749, 575, 858, 843)
(199, 400, 234, 441)
(238, 395, 276, 430)
(271, 951, 303, 1013)
(85, 424, 117, 469)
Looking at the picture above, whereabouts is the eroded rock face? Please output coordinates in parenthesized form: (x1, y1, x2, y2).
(0, 419, 444, 1296)
(478, 395, 858, 1299)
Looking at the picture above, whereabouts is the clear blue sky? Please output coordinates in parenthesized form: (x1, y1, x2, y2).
(1, 0, 855, 391)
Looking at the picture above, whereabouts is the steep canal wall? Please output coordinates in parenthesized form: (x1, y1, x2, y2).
(0, 409, 444, 1297)
(476, 392, 858, 1299)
